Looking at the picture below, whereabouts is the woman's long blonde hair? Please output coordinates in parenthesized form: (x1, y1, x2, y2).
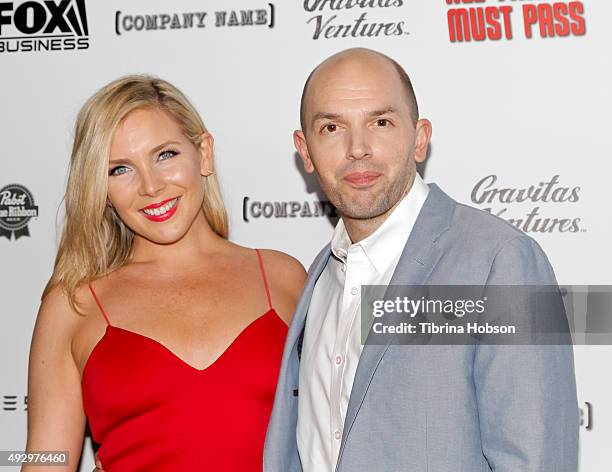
(43, 75, 228, 313)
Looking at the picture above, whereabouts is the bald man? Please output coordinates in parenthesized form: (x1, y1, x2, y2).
(264, 49, 578, 472)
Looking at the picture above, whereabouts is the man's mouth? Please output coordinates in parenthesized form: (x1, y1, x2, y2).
(343, 171, 381, 187)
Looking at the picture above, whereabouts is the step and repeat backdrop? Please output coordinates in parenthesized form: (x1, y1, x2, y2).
(1, 0, 609, 470)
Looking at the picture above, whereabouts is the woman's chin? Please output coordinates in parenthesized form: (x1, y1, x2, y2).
(134, 226, 190, 246)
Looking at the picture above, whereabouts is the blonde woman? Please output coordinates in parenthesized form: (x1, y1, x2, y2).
(24, 76, 306, 471)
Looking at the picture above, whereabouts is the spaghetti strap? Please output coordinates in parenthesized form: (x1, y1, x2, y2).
(87, 282, 112, 326)
(255, 249, 273, 310)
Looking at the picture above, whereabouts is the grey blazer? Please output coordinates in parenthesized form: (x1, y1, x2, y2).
(264, 183, 579, 472)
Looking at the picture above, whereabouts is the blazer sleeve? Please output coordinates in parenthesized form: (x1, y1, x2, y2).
(474, 235, 579, 471)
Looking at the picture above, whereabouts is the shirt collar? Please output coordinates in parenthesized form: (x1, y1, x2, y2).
(330, 173, 430, 274)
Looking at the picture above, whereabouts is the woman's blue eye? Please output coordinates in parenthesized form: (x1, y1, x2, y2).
(159, 149, 179, 160)
(109, 166, 129, 176)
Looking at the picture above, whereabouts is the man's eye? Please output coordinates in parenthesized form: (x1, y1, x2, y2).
(376, 119, 390, 127)
(159, 149, 179, 160)
(109, 166, 129, 176)
(324, 124, 337, 133)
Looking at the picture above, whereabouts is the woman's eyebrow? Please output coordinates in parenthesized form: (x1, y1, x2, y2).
(108, 140, 182, 164)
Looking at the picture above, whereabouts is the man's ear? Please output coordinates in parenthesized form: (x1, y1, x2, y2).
(294, 130, 315, 173)
(414, 119, 432, 163)
(199, 132, 214, 175)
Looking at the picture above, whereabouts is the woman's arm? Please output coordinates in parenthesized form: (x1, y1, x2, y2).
(22, 287, 86, 472)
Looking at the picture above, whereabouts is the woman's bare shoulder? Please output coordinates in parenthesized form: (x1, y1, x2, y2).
(223, 242, 305, 278)
(35, 283, 96, 344)
(258, 249, 306, 282)
(30, 285, 89, 380)
(38, 285, 80, 327)
(256, 249, 307, 324)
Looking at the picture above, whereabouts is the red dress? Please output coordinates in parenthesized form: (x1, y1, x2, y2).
(81, 250, 288, 471)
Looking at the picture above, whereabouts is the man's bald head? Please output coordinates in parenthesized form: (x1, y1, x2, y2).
(299, 48, 419, 132)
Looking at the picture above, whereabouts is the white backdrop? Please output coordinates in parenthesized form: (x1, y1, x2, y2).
(1, 0, 610, 470)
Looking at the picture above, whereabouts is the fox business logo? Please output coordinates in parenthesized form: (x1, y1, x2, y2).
(0, 0, 89, 53)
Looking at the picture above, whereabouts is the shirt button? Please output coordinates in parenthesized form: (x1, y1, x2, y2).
(335, 355, 343, 365)
(334, 430, 342, 440)
(341, 264, 346, 273)
(350, 286, 358, 296)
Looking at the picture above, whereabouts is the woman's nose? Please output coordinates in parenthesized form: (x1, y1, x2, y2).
(138, 167, 165, 197)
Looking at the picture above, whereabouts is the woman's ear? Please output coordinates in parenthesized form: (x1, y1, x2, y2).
(199, 132, 214, 176)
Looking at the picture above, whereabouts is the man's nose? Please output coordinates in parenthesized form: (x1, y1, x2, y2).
(346, 128, 372, 161)
(138, 167, 165, 197)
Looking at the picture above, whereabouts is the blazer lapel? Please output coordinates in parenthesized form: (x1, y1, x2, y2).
(337, 184, 456, 466)
(276, 243, 332, 404)
(286, 245, 332, 359)
(264, 245, 332, 472)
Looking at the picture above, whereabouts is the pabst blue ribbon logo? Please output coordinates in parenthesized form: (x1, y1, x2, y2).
(0, 184, 39, 240)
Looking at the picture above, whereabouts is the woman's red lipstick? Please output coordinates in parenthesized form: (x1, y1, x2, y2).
(140, 197, 180, 222)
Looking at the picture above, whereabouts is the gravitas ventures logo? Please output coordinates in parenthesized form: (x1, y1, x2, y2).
(471, 175, 583, 234)
(0, 0, 89, 53)
(303, 0, 409, 40)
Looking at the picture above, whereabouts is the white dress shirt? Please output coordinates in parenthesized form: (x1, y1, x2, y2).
(296, 174, 430, 471)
